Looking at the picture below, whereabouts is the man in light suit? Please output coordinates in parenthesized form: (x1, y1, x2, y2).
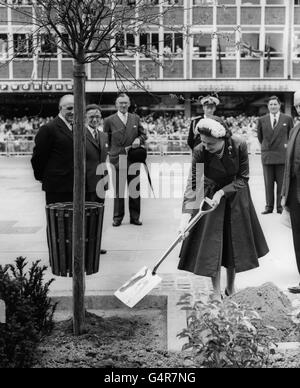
(282, 91, 300, 293)
(103, 93, 147, 227)
(187, 95, 219, 150)
(257, 96, 294, 214)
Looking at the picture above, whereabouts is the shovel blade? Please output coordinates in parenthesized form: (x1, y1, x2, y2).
(114, 266, 162, 308)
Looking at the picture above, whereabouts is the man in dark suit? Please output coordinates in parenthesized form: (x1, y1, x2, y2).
(31, 96, 108, 253)
(31, 94, 75, 205)
(103, 93, 147, 227)
(282, 91, 300, 293)
(257, 96, 294, 214)
(85, 104, 108, 205)
(187, 95, 219, 150)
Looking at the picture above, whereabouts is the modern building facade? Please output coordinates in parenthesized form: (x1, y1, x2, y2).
(0, 0, 299, 117)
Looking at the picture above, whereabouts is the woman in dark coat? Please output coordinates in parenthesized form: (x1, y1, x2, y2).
(178, 116, 269, 301)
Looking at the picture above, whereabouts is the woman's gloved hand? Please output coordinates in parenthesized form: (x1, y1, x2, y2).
(211, 190, 224, 207)
(178, 213, 191, 240)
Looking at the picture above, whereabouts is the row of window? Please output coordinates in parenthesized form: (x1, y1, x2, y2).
(1, 0, 299, 6)
(1, 31, 299, 60)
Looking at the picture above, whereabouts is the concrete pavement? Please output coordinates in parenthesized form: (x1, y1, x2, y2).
(0, 155, 299, 298)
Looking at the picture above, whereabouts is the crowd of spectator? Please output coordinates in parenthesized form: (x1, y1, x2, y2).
(1, 112, 299, 155)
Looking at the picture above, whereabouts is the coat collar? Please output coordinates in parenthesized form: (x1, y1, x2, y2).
(86, 127, 99, 149)
(287, 124, 300, 162)
(56, 116, 73, 140)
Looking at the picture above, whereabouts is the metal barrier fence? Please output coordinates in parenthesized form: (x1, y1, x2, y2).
(0, 135, 261, 156)
(0, 136, 192, 156)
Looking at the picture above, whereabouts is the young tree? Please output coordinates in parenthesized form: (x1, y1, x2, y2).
(1, 0, 179, 335)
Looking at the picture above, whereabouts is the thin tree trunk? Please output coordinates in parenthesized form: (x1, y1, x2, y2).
(72, 57, 86, 336)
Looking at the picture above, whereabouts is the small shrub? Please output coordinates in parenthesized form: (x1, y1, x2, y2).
(0, 257, 56, 368)
(177, 293, 276, 369)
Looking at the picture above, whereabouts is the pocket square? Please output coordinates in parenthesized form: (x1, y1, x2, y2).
(283, 123, 287, 126)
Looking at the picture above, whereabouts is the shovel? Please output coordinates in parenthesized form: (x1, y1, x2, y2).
(114, 197, 218, 308)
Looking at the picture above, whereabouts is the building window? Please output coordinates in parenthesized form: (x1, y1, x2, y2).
(11, 0, 33, 4)
(39, 34, 57, 57)
(266, 0, 284, 4)
(265, 33, 283, 58)
(217, 32, 236, 58)
(164, 0, 183, 5)
(193, 33, 212, 58)
(116, 33, 135, 57)
(295, 0, 300, 5)
(193, 0, 214, 4)
(13, 33, 33, 58)
(61, 34, 72, 57)
(140, 33, 159, 58)
(240, 33, 261, 58)
(163, 33, 183, 57)
(0, 34, 8, 60)
(293, 33, 300, 58)
(241, 0, 260, 4)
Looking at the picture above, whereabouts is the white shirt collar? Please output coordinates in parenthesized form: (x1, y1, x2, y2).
(117, 111, 128, 123)
(271, 112, 280, 120)
(59, 113, 73, 131)
(87, 125, 97, 137)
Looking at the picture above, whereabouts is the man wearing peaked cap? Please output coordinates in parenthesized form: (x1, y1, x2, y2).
(187, 95, 220, 150)
(281, 91, 300, 293)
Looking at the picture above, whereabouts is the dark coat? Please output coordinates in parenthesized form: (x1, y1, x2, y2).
(31, 116, 108, 193)
(86, 128, 109, 194)
(31, 116, 74, 192)
(257, 113, 293, 165)
(187, 116, 202, 150)
(103, 112, 147, 167)
(178, 135, 269, 277)
(282, 123, 300, 205)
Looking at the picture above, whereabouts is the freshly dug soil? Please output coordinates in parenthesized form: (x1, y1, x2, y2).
(33, 309, 186, 368)
(33, 283, 300, 368)
(229, 282, 300, 342)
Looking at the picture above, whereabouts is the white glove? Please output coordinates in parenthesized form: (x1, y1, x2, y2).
(132, 138, 141, 148)
(211, 190, 224, 207)
(178, 213, 191, 240)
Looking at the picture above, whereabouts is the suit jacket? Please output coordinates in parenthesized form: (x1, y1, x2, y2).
(282, 123, 300, 205)
(31, 116, 74, 192)
(257, 113, 294, 165)
(187, 116, 202, 150)
(103, 112, 147, 167)
(31, 116, 108, 193)
(86, 128, 108, 193)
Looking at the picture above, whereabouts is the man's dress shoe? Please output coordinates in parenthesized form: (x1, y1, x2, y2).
(113, 220, 122, 227)
(277, 209, 283, 214)
(100, 249, 107, 254)
(261, 209, 273, 215)
(288, 286, 300, 294)
(130, 219, 143, 226)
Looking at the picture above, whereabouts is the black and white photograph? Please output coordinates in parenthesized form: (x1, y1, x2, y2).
(0, 0, 300, 372)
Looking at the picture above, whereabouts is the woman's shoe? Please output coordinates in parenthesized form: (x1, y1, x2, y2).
(224, 288, 236, 297)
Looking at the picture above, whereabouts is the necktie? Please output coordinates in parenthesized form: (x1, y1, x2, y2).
(273, 116, 277, 128)
(121, 114, 127, 125)
(93, 128, 99, 143)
